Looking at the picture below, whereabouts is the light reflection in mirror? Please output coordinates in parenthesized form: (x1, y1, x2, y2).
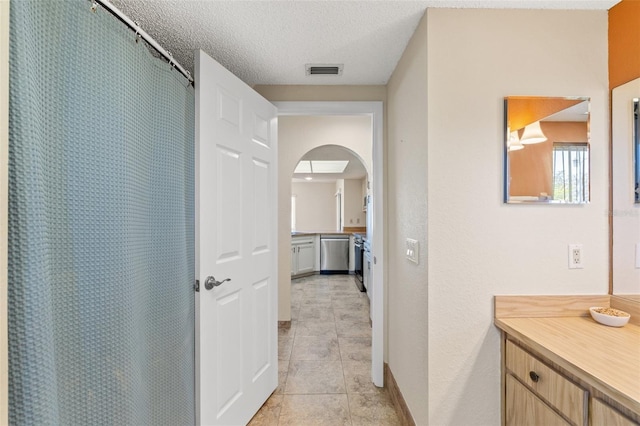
(504, 96, 590, 204)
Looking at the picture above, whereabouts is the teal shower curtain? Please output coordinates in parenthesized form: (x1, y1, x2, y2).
(8, 1, 195, 424)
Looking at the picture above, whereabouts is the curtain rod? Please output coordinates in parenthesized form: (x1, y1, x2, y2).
(93, 0, 194, 84)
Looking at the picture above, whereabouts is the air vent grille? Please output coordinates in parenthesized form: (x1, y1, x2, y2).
(305, 64, 343, 76)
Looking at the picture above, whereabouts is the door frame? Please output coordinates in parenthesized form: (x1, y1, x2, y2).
(274, 101, 385, 386)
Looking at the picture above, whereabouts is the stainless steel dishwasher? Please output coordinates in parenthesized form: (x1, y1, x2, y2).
(320, 235, 349, 274)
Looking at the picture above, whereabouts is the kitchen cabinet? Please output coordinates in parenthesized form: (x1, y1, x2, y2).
(291, 236, 315, 277)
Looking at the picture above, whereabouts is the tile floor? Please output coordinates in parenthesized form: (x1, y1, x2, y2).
(248, 274, 401, 426)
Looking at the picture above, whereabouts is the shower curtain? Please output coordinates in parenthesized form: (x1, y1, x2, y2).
(8, 1, 195, 424)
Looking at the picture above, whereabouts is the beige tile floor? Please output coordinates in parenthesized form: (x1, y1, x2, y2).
(249, 274, 401, 426)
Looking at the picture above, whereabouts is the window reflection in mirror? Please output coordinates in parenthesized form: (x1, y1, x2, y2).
(504, 96, 590, 204)
(634, 98, 639, 203)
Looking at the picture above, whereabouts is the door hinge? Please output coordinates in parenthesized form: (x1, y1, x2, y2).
(195, 279, 200, 292)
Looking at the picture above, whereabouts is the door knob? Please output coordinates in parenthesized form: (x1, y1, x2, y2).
(204, 276, 231, 290)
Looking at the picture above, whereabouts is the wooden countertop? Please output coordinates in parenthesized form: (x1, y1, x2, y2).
(495, 316, 640, 415)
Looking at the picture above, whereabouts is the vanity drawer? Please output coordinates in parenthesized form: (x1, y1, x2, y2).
(506, 340, 587, 425)
(506, 374, 569, 426)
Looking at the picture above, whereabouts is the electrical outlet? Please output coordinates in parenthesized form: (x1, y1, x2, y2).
(568, 244, 583, 269)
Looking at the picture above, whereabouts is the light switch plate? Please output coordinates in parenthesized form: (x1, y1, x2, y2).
(406, 238, 419, 264)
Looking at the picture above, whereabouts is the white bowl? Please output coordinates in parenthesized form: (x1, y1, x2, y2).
(589, 307, 630, 327)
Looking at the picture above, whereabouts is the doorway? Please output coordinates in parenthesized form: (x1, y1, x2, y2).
(275, 101, 385, 387)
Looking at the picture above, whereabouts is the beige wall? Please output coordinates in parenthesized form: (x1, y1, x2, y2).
(343, 178, 366, 227)
(276, 115, 373, 320)
(291, 182, 337, 231)
(1, 0, 8, 422)
(387, 8, 608, 425)
(386, 11, 430, 424)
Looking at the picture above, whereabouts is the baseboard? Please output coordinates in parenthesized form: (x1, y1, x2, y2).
(291, 271, 316, 279)
(384, 362, 416, 426)
(278, 321, 292, 329)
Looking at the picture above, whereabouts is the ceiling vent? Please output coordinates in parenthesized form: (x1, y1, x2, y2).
(305, 64, 343, 76)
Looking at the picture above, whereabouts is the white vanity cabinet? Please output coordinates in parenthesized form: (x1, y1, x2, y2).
(291, 235, 315, 277)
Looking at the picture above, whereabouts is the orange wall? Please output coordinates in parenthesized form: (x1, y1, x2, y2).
(609, 0, 640, 89)
(507, 97, 582, 131)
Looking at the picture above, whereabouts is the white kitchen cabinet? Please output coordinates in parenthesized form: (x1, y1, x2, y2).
(296, 243, 315, 274)
(291, 236, 315, 277)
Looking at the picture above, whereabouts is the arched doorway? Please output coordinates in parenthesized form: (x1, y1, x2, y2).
(291, 145, 369, 234)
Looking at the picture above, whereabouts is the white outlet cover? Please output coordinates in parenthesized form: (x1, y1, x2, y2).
(568, 244, 584, 269)
(406, 238, 419, 264)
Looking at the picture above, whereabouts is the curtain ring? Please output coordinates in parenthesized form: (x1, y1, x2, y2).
(134, 21, 142, 43)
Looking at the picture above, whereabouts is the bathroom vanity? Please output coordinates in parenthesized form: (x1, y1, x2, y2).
(495, 296, 640, 426)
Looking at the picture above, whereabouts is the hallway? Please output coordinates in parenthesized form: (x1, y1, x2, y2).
(249, 274, 400, 425)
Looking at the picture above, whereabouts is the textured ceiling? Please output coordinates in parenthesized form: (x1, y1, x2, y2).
(109, 0, 620, 86)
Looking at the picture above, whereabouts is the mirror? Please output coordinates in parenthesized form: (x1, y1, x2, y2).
(612, 78, 640, 300)
(635, 98, 639, 204)
(504, 96, 590, 204)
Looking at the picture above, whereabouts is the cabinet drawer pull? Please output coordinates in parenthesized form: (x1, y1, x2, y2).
(529, 371, 540, 382)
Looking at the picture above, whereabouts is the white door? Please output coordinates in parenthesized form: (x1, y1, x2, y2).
(195, 49, 278, 426)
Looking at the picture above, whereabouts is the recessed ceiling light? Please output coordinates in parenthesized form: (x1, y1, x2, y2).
(304, 176, 313, 181)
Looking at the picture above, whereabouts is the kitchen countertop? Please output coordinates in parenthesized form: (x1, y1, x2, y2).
(291, 231, 361, 237)
(495, 315, 640, 416)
